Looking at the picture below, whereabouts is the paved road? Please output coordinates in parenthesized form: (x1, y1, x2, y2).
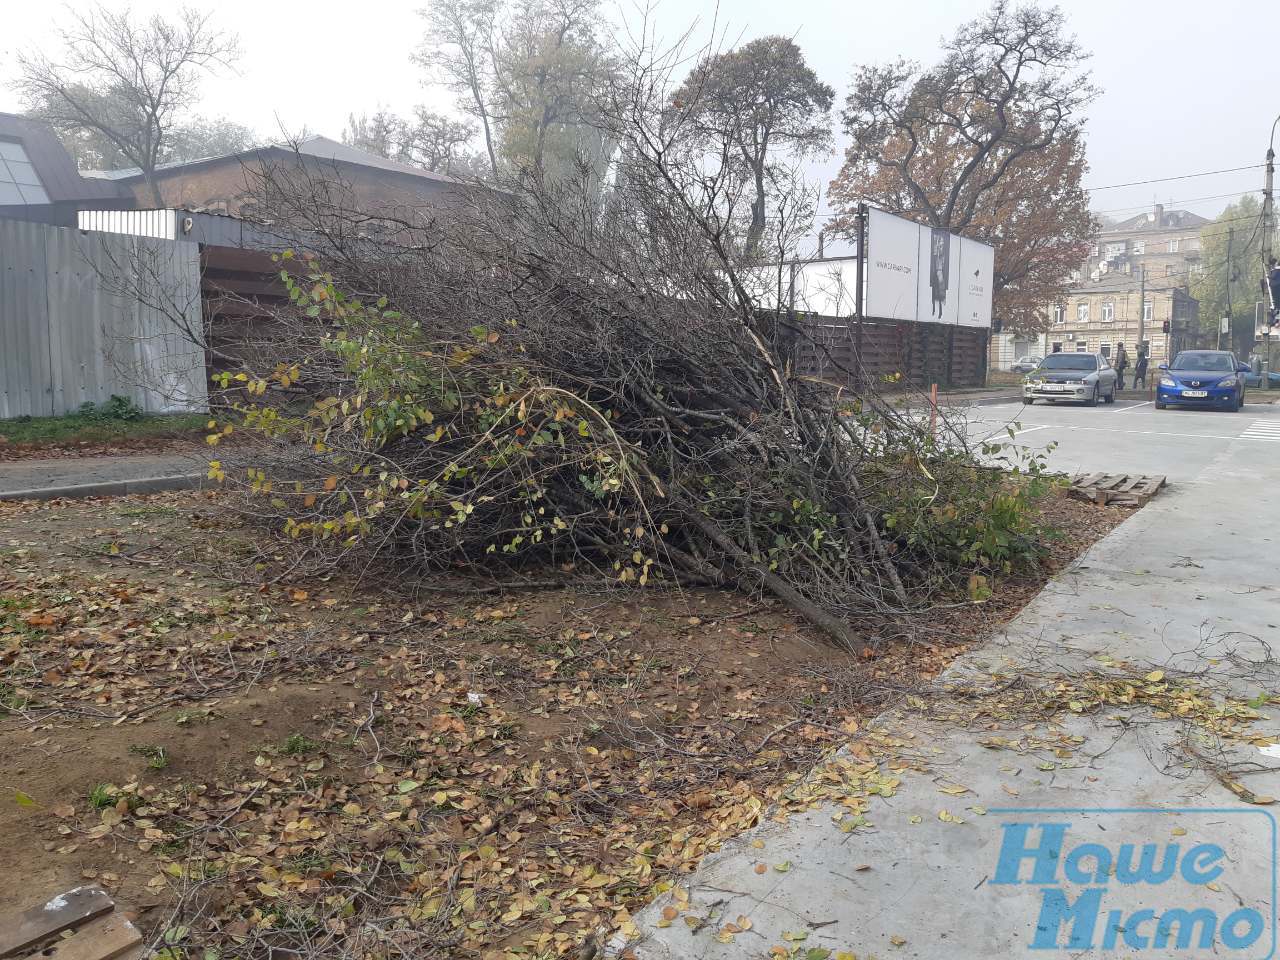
(623, 397, 1280, 958)
(0, 451, 205, 499)
(963, 397, 1280, 482)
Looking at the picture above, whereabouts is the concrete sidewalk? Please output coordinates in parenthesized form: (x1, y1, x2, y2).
(622, 435, 1280, 956)
(0, 451, 207, 500)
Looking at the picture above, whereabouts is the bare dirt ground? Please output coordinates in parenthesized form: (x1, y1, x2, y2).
(0, 488, 1124, 959)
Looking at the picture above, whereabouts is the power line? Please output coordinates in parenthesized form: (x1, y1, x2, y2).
(1091, 190, 1263, 216)
(1083, 164, 1263, 193)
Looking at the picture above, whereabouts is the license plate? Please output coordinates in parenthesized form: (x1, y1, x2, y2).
(1182, 390, 1208, 398)
(1041, 384, 1068, 392)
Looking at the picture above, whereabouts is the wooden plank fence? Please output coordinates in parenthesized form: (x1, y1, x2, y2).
(794, 315, 989, 389)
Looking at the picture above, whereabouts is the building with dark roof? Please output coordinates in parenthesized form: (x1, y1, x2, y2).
(84, 135, 474, 220)
(0, 112, 130, 225)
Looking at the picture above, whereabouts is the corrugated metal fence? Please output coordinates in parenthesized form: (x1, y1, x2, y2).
(0, 219, 207, 418)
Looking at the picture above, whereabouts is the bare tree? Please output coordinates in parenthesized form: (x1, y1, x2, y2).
(837, 0, 1095, 235)
(418, 0, 503, 179)
(341, 106, 481, 176)
(17, 5, 239, 205)
(402, 107, 482, 175)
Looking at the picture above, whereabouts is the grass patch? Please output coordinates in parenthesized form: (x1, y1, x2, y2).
(0, 398, 206, 449)
(129, 744, 170, 769)
(281, 733, 318, 755)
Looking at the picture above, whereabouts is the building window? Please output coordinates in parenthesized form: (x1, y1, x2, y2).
(1090, 244, 1099, 257)
(1166, 264, 1175, 276)
(1168, 238, 1180, 253)
(1143, 300, 1153, 322)
(1052, 342, 1063, 353)
(1132, 241, 1145, 255)
(1052, 304, 1066, 325)
(0, 140, 51, 205)
(1100, 342, 1112, 358)
(1105, 243, 1124, 258)
(1101, 300, 1115, 322)
(1076, 341, 1088, 352)
(1077, 302, 1090, 323)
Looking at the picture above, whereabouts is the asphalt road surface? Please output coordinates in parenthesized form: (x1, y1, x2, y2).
(961, 395, 1280, 481)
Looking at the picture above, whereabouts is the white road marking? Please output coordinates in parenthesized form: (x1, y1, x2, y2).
(1242, 419, 1280, 442)
(1005, 423, 1280, 444)
(1112, 401, 1153, 412)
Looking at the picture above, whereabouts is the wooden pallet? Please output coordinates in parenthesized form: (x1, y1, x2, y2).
(0, 886, 144, 960)
(1069, 472, 1167, 508)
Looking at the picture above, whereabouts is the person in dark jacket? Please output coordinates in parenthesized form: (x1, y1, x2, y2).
(1134, 349, 1149, 389)
(1114, 343, 1129, 391)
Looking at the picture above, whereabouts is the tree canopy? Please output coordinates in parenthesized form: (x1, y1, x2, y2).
(417, 0, 615, 185)
(1192, 194, 1264, 352)
(671, 36, 834, 254)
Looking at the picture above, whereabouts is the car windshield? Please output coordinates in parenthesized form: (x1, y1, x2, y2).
(1171, 352, 1233, 371)
(1039, 354, 1097, 371)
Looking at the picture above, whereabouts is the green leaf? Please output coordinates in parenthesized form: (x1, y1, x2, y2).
(13, 790, 35, 807)
(397, 779, 421, 794)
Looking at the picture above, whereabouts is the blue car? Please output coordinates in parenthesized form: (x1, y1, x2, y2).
(1156, 350, 1250, 411)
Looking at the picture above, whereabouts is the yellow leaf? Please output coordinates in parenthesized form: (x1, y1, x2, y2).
(1145, 670, 1165, 682)
(256, 882, 282, 898)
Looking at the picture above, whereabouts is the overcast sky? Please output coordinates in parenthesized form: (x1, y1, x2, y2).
(0, 0, 1270, 227)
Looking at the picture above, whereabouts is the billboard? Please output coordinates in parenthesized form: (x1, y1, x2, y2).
(866, 207, 994, 327)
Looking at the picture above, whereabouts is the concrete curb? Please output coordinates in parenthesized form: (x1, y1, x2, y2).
(0, 472, 206, 502)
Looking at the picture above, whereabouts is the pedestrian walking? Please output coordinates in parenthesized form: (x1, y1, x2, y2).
(1115, 343, 1129, 391)
(1134, 350, 1149, 390)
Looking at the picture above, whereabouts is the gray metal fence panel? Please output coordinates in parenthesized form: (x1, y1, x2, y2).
(0, 219, 53, 417)
(0, 219, 208, 418)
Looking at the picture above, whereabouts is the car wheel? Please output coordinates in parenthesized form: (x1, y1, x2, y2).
(1155, 400, 1166, 410)
(1025, 397, 1034, 405)
(1104, 386, 1116, 404)
(1086, 384, 1099, 407)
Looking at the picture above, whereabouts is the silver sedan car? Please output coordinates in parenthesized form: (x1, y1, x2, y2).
(1023, 352, 1118, 406)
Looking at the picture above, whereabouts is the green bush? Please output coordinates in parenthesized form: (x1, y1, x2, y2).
(77, 395, 143, 422)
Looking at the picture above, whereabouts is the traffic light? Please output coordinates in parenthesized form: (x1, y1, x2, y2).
(1161, 320, 1171, 334)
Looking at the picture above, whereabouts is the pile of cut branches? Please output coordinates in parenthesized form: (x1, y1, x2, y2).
(204, 46, 1050, 649)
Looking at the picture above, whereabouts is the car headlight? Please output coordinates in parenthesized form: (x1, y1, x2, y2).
(1218, 376, 1238, 388)
(1160, 377, 1175, 387)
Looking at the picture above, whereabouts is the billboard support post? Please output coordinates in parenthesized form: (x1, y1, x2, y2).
(854, 204, 867, 387)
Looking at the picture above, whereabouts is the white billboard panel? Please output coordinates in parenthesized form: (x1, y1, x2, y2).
(865, 207, 920, 321)
(956, 237, 995, 327)
(791, 259, 857, 317)
(865, 207, 994, 327)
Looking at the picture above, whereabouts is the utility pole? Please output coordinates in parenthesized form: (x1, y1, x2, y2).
(1263, 136, 1275, 388)
(1137, 265, 1146, 360)
(1223, 227, 1234, 351)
